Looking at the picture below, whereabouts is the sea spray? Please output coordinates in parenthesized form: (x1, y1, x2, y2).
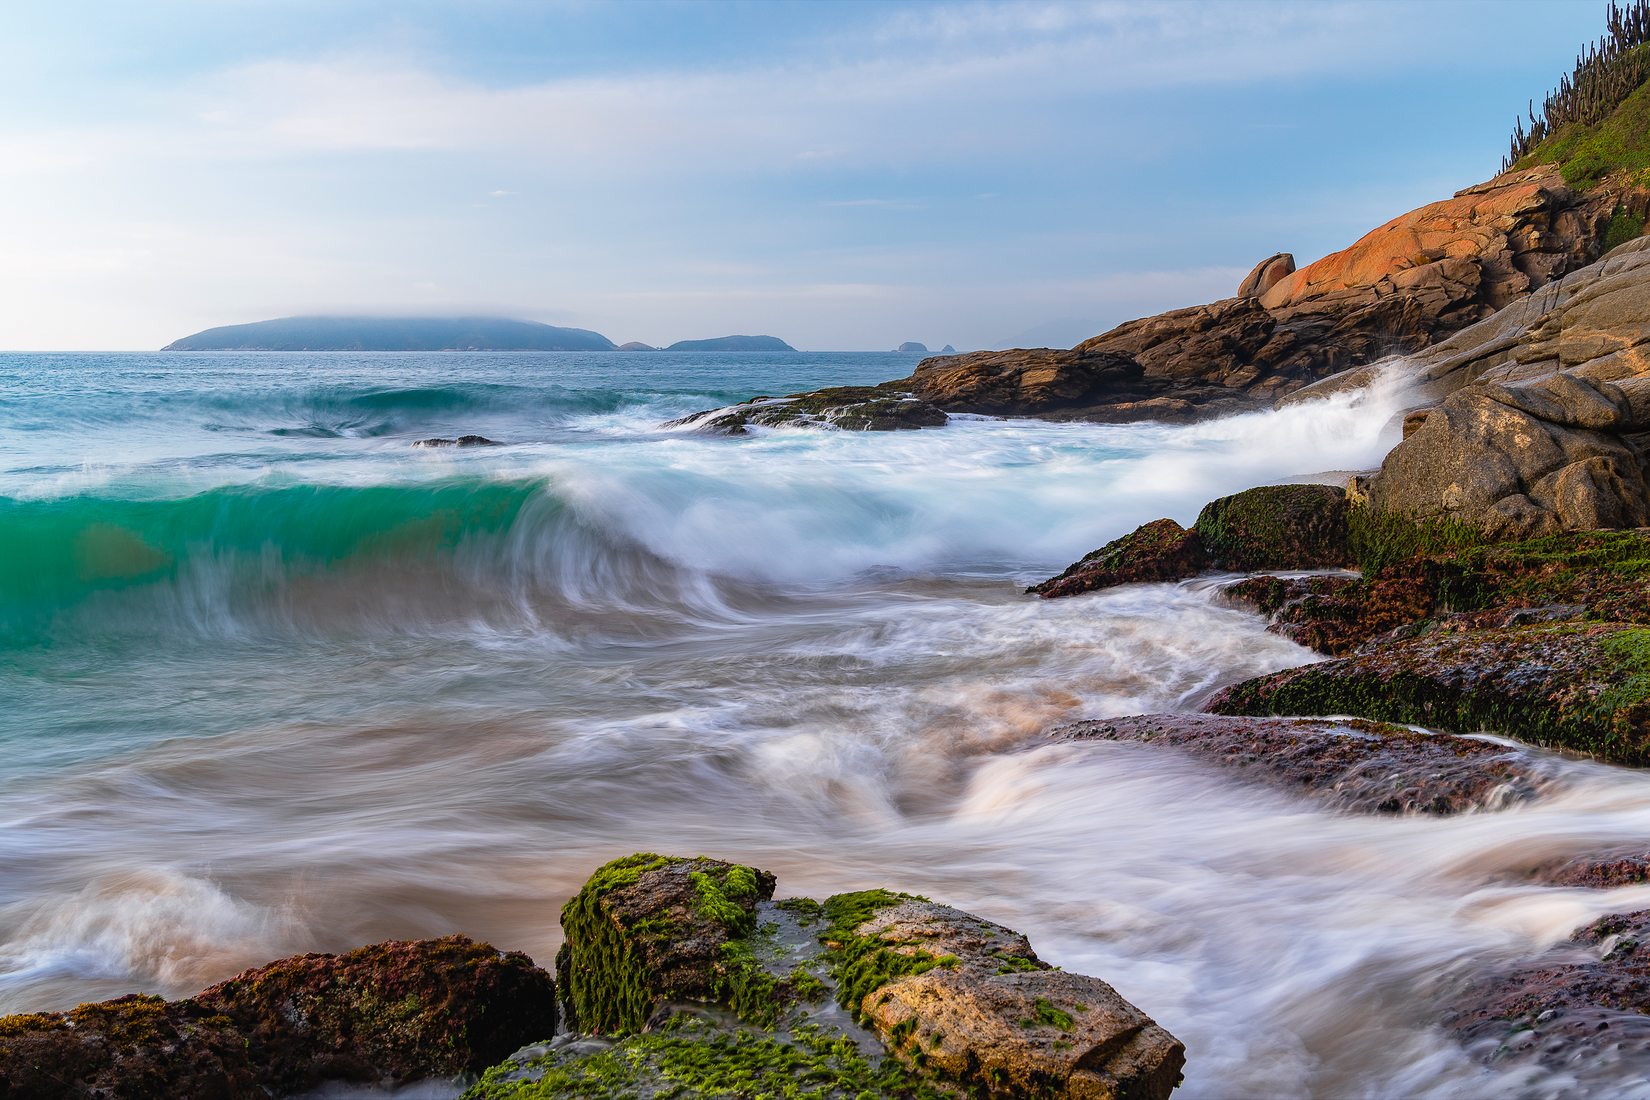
(8, 352, 1636, 1098)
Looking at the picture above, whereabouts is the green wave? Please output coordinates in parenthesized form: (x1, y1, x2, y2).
(0, 478, 546, 618)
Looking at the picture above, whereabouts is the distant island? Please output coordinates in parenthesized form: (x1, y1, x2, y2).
(895, 342, 956, 354)
(162, 315, 617, 352)
(664, 335, 796, 352)
(617, 341, 658, 351)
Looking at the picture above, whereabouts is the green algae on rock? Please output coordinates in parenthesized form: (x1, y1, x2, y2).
(1207, 621, 1650, 765)
(1029, 518, 1209, 598)
(555, 854, 783, 1035)
(518, 855, 1185, 1100)
(1192, 484, 1351, 572)
(1031, 483, 1354, 599)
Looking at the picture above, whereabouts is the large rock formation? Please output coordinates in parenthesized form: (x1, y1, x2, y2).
(1357, 235, 1650, 537)
(675, 167, 1631, 431)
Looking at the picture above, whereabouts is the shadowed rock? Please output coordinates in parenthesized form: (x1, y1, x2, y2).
(0, 936, 557, 1098)
(413, 434, 500, 447)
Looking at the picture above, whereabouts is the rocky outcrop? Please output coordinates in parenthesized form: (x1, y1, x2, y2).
(1202, 525, 1650, 764)
(489, 854, 1185, 1100)
(1237, 252, 1295, 298)
(1031, 484, 1352, 598)
(0, 936, 557, 1098)
(1357, 235, 1650, 538)
(670, 168, 1630, 431)
(1061, 714, 1549, 815)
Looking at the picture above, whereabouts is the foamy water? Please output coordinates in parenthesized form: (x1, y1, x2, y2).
(4, 352, 1648, 1097)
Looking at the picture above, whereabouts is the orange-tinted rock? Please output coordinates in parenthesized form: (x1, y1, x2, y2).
(1237, 252, 1295, 298)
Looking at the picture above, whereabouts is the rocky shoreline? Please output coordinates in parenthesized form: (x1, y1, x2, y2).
(16, 39, 1650, 1099)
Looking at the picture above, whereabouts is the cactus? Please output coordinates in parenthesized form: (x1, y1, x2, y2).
(1502, 0, 1650, 175)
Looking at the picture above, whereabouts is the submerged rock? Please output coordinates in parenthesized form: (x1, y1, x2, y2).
(413, 434, 500, 447)
(491, 855, 1185, 1100)
(1453, 909, 1650, 1069)
(667, 386, 948, 433)
(1061, 714, 1547, 815)
(0, 936, 556, 1098)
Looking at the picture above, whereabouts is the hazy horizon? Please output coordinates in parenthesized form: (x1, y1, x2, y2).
(1, 0, 1609, 352)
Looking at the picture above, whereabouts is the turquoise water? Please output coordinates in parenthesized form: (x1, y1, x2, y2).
(4, 352, 1645, 1098)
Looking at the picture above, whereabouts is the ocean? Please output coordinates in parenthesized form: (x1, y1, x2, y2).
(5, 351, 1650, 1098)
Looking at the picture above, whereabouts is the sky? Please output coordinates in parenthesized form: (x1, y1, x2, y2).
(0, 0, 1616, 351)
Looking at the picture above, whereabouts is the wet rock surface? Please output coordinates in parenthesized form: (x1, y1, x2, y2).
(1452, 909, 1650, 1071)
(1206, 620, 1650, 765)
(482, 855, 1184, 1099)
(0, 995, 262, 1099)
(853, 900, 1185, 1100)
(667, 386, 948, 433)
(1208, 526, 1650, 763)
(414, 434, 500, 447)
(1060, 713, 1548, 815)
(0, 936, 556, 1098)
(1029, 518, 1209, 598)
(1032, 484, 1352, 599)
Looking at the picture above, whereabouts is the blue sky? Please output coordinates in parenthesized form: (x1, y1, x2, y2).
(0, 0, 1613, 350)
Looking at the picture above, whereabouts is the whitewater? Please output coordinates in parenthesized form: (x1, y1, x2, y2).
(6, 350, 1650, 1099)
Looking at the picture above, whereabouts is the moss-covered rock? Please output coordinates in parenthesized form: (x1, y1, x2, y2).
(532, 855, 1185, 1100)
(1029, 518, 1209, 598)
(1192, 483, 1351, 571)
(465, 1017, 947, 1099)
(554, 854, 779, 1035)
(0, 994, 262, 1099)
(1207, 621, 1650, 764)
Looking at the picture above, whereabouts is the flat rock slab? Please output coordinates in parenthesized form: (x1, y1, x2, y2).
(1059, 713, 1549, 815)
